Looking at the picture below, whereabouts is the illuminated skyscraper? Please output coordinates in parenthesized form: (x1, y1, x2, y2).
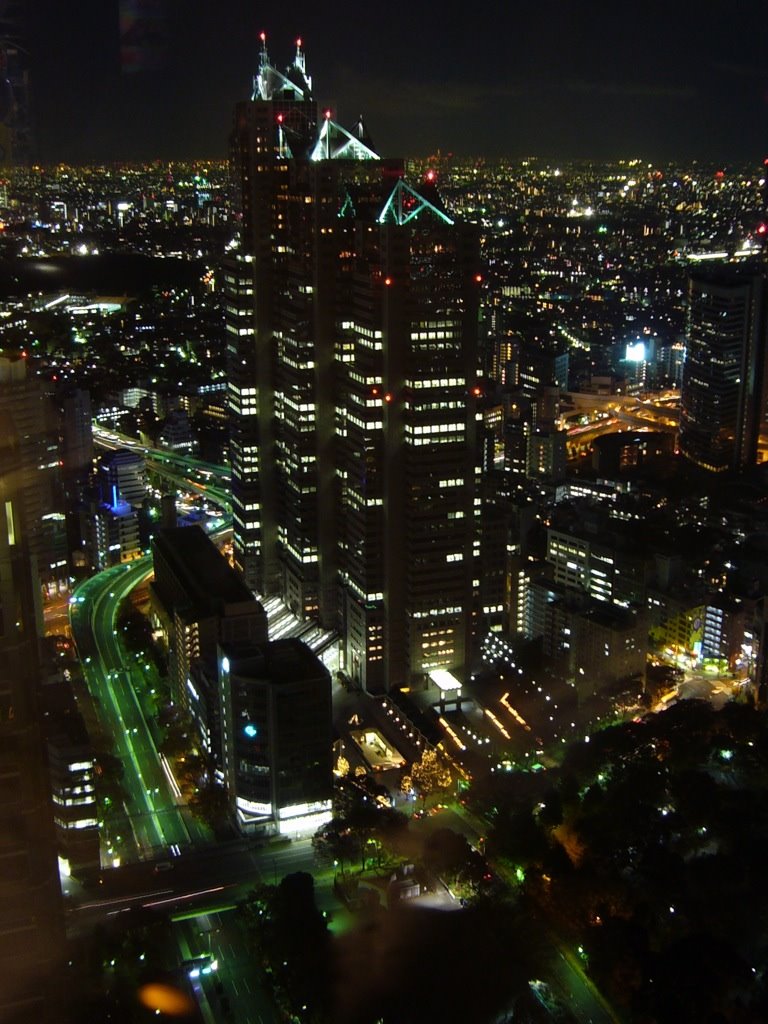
(679, 267, 767, 473)
(227, 38, 481, 691)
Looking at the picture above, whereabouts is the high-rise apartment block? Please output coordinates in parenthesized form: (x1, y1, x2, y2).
(227, 38, 481, 692)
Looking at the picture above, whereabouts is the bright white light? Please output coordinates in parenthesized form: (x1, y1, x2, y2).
(626, 341, 646, 362)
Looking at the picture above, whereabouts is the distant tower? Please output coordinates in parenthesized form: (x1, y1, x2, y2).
(60, 387, 93, 477)
(679, 267, 767, 473)
(0, 411, 63, 1020)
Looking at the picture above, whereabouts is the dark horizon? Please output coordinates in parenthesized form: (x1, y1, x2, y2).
(25, 0, 768, 166)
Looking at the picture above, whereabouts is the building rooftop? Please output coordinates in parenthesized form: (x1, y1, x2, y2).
(222, 638, 328, 686)
(154, 525, 256, 609)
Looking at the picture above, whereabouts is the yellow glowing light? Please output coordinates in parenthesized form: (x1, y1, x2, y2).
(137, 983, 195, 1017)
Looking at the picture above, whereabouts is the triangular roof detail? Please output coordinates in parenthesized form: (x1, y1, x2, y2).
(377, 179, 454, 226)
(309, 118, 379, 162)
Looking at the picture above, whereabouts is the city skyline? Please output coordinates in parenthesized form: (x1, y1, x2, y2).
(5, 10, 768, 1017)
(27, 0, 768, 164)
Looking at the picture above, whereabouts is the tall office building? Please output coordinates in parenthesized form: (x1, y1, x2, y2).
(59, 387, 93, 477)
(0, 411, 63, 1021)
(0, 354, 62, 588)
(679, 267, 767, 473)
(218, 638, 332, 835)
(227, 38, 481, 692)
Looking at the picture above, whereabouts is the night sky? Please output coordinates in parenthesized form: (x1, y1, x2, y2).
(28, 0, 768, 164)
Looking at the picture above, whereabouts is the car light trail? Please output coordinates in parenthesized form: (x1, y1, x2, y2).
(143, 885, 225, 909)
(160, 754, 183, 799)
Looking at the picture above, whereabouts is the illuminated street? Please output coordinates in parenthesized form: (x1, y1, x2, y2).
(69, 559, 197, 860)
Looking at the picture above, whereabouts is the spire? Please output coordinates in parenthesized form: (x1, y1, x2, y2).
(252, 31, 270, 100)
(294, 37, 306, 76)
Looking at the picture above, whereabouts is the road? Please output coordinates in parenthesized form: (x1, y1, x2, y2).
(68, 837, 318, 935)
(70, 558, 195, 860)
(179, 910, 279, 1024)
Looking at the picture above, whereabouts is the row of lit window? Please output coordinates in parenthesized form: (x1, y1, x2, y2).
(405, 422, 465, 435)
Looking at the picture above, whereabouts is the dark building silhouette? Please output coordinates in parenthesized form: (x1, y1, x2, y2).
(0, 411, 63, 1022)
(0, 354, 64, 588)
(150, 525, 268, 715)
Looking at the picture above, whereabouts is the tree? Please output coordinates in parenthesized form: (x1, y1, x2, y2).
(410, 749, 452, 809)
(423, 827, 485, 894)
(312, 819, 360, 873)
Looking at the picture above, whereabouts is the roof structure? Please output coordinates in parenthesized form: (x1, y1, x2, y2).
(252, 33, 313, 103)
(378, 178, 454, 227)
(309, 114, 379, 162)
(153, 525, 255, 610)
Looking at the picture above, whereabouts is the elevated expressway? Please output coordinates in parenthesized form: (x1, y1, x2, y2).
(76, 432, 335, 860)
(70, 557, 198, 860)
(563, 390, 679, 459)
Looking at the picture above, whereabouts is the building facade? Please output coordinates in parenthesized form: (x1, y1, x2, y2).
(679, 267, 767, 473)
(218, 638, 332, 835)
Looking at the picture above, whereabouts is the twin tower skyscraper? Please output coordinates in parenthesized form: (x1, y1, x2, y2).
(225, 37, 483, 693)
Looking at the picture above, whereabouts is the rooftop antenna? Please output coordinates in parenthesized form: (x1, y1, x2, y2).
(294, 37, 305, 76)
